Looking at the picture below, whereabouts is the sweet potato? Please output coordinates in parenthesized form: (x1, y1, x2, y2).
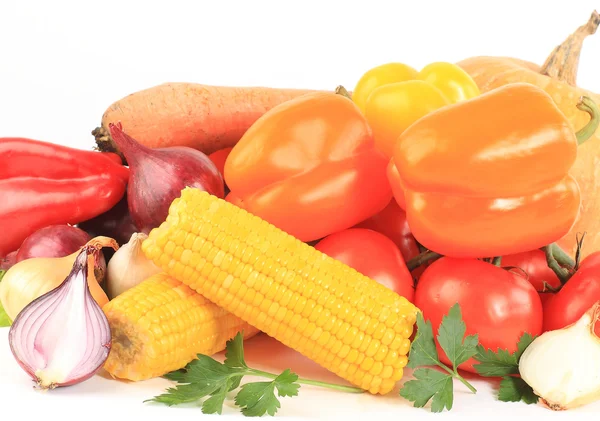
(93, 83, 317, 160)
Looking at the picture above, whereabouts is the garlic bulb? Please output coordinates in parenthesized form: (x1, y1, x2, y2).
(519, 301, 600, 410)
(106, 233, 161, 299)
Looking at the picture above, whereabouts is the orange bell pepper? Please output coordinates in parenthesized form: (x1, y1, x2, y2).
(224, 92, 392, 242)
(393, 83, 586, 258)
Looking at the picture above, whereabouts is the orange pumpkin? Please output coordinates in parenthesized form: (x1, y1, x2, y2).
(458, 10, 600, 260)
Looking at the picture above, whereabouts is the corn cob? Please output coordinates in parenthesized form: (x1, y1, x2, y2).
(102, 272, 259, 381)
(142, 188, 419, 394)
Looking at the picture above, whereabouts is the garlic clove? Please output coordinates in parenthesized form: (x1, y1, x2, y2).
(106, 232, 161, 299)
(519, 301, 600, 410)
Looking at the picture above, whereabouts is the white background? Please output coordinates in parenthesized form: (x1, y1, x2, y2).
(1, 1, 600, 420)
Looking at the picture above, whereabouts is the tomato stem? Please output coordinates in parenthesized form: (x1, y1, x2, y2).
(576, 96, 600, 145)
(491, 256, 502, 267)
(335, 85, 352, 100)
(549, 243, 575, 270)
(543, 245, 572, 285)
(574, 232, 587, 270)
(406, 250, 443, 271)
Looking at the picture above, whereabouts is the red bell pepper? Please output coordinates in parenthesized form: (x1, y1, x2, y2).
(0, 175, 126, 256)
(0, 137, 129, 181)
(0, 138, 129, 257)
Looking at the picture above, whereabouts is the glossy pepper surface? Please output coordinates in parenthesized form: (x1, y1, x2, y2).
(393, 83, 581, 258)
(0, 137, 129, 181)
(0, 137, 128, 257)
(224, 92, 392, 242)
(353, 61, 480, 158)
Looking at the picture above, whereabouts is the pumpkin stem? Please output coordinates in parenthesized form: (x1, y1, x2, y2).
(576, 96, 600, 145)
(539, 10, 599, 86)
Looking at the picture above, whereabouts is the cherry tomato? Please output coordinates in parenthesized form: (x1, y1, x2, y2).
(417, 62, 480, 103)
(365, 80, 449, 158)
(352, 62, 418, 113)
(415, 258, 543, 373)
(543, 251, 600, 335)
(502, 249, 561, 292)
(315, 228, 414, 302)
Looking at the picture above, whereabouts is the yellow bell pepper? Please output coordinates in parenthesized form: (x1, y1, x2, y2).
(352, 61, 480, 158)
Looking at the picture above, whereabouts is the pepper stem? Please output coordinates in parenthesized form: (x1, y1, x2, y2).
(335, 85, 352, 99)
(576, 96, 600, 145)
(491, 256, 502, 267)
(406, 250, 443, 271)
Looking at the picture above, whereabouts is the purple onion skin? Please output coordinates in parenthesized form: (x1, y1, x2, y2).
(16, 225, 90, 262)
(14, 225, 107, 283)
(0, 250, 18, 271)
(109, 124, 225, 234)
(78, 195, 137, 246)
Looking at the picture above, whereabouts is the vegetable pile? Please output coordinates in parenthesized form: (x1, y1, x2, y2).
(2, 9, 600, 416)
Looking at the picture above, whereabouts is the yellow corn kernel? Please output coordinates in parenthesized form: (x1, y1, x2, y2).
(102, 273, 259, 381)
(142, 189, 419, 395)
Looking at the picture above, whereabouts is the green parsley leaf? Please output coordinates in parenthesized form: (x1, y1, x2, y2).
(271, 369, 300, 397)
(202, 381, 232, 415)
(473, 332, 536, 377)
(0, 270, 11, 327)
(473, 346, 518, 377)
(235, 369, 300, 417)
(224, 332, 249, 369)
(236, 381, 281, 417)
(147, 354, 237, 410)
(515, 332, 535, 361)
(406, 312, 441, 369)
(149, 334, 305, 416)
(498, 377, 538, 405)
(401, 304, 478, 413)
(473, 332, 539, 405)
(437, 303, 479, 369)
(148, 382, 219, 406)
(163, 369, 188, 383)
(400, 368, 454, 413)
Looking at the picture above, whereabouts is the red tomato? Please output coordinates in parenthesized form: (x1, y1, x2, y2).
(502, 249, 561, 292)
(415, 258, 543, 373)
(543, 251, 600, 335)
(208, 147, 233, 178)
(315, 228, 414, 302)
(354, 200, 419, 262)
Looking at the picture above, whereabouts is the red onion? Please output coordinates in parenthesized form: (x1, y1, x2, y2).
(8, 244, 111, 389)
(1, 250, 17, 271)
(78, 194, 137, 246)
(108, 123, 224, 233)
(15, 225, 107, 283)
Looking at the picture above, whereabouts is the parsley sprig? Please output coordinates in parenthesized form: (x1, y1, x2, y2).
(400, 304, 478, 412)
(400, 303, 539, 412)
(147, 332, 363, 416)
(473, 333, 538, 404)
